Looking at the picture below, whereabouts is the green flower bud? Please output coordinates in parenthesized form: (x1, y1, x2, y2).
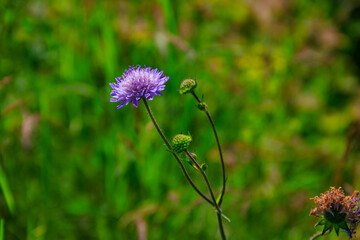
(172, 134, 192, 153)
(200, 163, 208, 171)
(179, 79, 197, 95)
(197, 102, 207, 111)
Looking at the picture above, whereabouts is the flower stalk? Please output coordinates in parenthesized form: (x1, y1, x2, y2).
(110, 67, 228, 239)
(184, 149, 227, 240)
(190, 90, 227, 206)
(143, 98, 214, 206)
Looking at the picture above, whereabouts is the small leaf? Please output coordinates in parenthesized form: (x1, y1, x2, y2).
(334, 224, 340, 236)
(338, 221, 350, 231)
(322, 222, 333, 235)
(315, 219, 326, 227)
(200, 163, 207, 171)
(221, 213, 231, 222)
(216, 193, 222, 205)
(185, 159, 198, 170)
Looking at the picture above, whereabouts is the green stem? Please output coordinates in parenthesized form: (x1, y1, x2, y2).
(191, 91, 227, 206)
(216, 212, 226, 240)
(184, 150, 222, 213)
(142, 98, 214, 206)
(310, 231, 325, 240)
(0, 219, 3, 240)
(185, 150, 226, 240)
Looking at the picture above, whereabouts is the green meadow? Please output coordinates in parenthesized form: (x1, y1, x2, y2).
(1, 0, 360, 239)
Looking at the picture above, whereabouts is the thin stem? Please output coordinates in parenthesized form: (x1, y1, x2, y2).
(143, 99, 171, 149)
(310, 231, 325, 240)
(191, 91, 227, 206)
(216, 212, 226, 240)
(185, 150, 226, 240)
(184, 150, 222, 214)
(142, 98, 214, 206)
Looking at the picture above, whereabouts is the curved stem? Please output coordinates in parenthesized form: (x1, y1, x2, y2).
(191, 91, 227, 206)
(310, 231, 325, 240)
(142, 98, 214, 206)
(185, 150, 226, 240)
(184, 150, 222, 213)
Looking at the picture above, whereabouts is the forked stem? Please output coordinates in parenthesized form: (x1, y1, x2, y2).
(190, 91, 227, 206)
(142, 98, 213, 206)
(184, 150, 222, 213)
(185, 150, 226, 240)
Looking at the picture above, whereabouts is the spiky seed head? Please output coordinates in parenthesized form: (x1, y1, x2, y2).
(310, 187, 360, 238)
(172, 134, 192, 153)
(179, 79, 197, 95)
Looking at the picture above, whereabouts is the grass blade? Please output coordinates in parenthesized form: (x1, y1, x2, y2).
(0, 164, 14, 214)
(0, 219, 4, 240)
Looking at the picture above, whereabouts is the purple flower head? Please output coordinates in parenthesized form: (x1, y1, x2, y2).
(110, 65, 169, 109)
(310, 187, 360, 239)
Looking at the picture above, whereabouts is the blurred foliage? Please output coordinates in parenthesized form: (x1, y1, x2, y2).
(1, 0, 360, 239)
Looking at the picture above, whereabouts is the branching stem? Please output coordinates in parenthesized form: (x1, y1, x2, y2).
(190, 91, 227, 206)
(185, 150, 226, 240)
(142, 98, 214, 206)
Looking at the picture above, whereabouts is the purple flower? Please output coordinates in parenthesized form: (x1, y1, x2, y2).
(310, 187, 360, 239)
(110, 65, 169, 109)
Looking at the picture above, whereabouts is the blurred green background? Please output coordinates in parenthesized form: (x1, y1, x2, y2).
(1, 0, 360, 239)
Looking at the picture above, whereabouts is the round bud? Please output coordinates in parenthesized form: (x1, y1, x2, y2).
(179, 79, 197, 95)
(172, 134, 192, 153)
(197, 102, 207, 111)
